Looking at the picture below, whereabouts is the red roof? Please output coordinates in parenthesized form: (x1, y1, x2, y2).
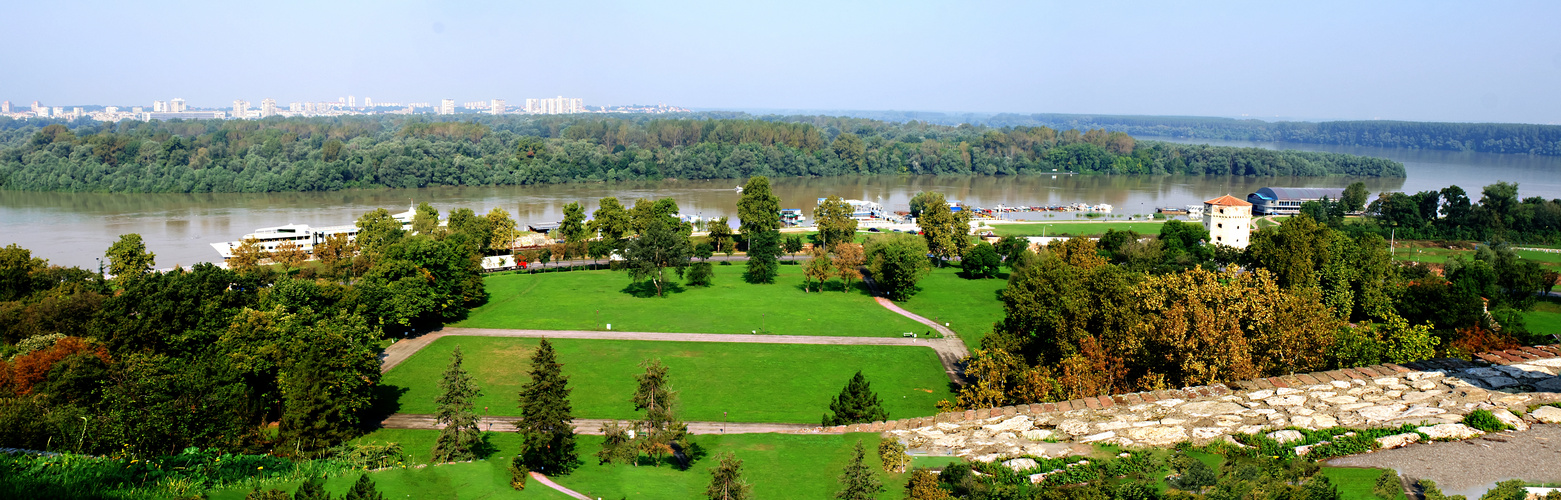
(1204, 195, 1252, 207)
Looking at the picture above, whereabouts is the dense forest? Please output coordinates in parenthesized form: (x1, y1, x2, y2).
(0, 114, 1403, 193)
(1356, 181, 1561, 244)
(983, 113, 1561, 156)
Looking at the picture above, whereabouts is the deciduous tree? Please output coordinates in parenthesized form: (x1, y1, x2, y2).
(106, 233, 156, 279)
(803, 251, 834, 293)
(623, 219, 693, 297)
(814, 195, 858, 250)
(834, 243, 865, 291)
(916, 194, 971, 264)
(590, 197, 632, 242)
(961, 241, 1001, 279)
(865, 233, 931, 301)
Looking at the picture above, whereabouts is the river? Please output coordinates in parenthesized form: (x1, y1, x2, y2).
(3, 139, 1558, 269)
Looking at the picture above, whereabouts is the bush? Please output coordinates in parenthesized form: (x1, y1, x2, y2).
(1479, 479, 1527, 500)
(1462, 409, 1512, 432)
(1374, 469, 1399, 499)
(508, 456, 530, 490)
(685, 262, 713, 287)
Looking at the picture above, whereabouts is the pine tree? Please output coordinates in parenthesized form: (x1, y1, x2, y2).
(292, 475, 331, 500)
(516, 338, 579, 474)
(343, 474, 385, 500)
(280, 349, 350, 458)
(823, 371, 889, 426)
(633, 359, 688, 466)
(836, 441, 884, 500)
(705, 452, 752, 500)
(432, 346, 484, 462)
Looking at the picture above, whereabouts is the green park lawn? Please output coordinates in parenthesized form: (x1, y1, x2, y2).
(458, 264, 926, 337)
(208, 431, 909, 500)
(1525, 297, 1561, 335)
(894, 267, 1008, 350)
(1391, 242, 1561, 271)
(382, 336, 954, 424)
(985, 220, 1168, 238)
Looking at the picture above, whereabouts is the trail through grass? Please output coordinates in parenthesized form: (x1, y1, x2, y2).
(894, 267, 1008, 350)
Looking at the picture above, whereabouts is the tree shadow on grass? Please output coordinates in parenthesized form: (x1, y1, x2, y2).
(620, 280, 687, 298)
(360, 384, 410, 431)
(473, 433, 500, 460)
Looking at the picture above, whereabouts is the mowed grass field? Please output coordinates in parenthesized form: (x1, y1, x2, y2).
(1526, 297, 1561, 335)
(1391, 243, 1561, 271)
(985, 220, 1169, 237)
(208, 431, 910, 500)
(382, 336, 954, 423)
(894, 267, 1008, 350)
(458, 264, 927, 337)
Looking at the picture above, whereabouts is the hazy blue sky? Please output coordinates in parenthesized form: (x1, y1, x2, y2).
(5, 0, 1558, 123)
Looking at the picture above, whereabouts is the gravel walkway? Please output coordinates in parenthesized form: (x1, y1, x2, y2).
(1327, 424, 1561, 498)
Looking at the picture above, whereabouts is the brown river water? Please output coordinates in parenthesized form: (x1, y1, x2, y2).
(3, 138, 1559, 269)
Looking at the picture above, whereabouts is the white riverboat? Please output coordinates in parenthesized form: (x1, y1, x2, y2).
(210, 205, 418, 262)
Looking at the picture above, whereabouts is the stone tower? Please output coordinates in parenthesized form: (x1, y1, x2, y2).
(1202, 195, 1252, 249)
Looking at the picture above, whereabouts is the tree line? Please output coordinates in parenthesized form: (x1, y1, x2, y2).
(986, 113, 1561, 156)
(0, 113, 1404, 193)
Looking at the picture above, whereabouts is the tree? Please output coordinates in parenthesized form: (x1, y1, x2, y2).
(916, 194, 971, 264)
(878, 439, 908, 473)
(908, 191, 940, 219)
(686, 262, 714, 287)
(623, 219, 693, 297)
(705, 452, 753, 500)
(694, 242, 715, 261)
(707, 217, 735, 257)
(1247, 214, 1335, 289)
(803, 251, 835, 293)
(834, 243, 866, 291)
(823, 371, 888, 426)
(486, 208, 519, 255)
(814, 195, 858, 250)
(744, 228, 781, 284)
(560, 202, 589, 247)
(633, 359, 687, 467)
(356, 208, 406, 256)
(432, 346, 484, 462)
(293, 475, 330, 500)
(783, 234, 805, 261)
(836, 440, 884, 500)
(228, 237, 267, 271)
(961, 241, 1001, 279)
(596, 421, 638, 465)
(736, 176, 781, 237)
(106, 233, 156, 279)
(590, 197, 632, 242)
(905, 469, 950, 500)
(343, 474, 384, 500)
(832, 132, 867, 172)
(865, 233, 932, 301)
(272, 241, 307, 269)
(630, 198, 682, 236)
(413, 202, 441, 234)
(314, 233, 356, 269)
(516, 338, 578, 474)
(246, 488, 290, 500)
(994, 236, 1029, 268)
(1341, 182, 1369, 213)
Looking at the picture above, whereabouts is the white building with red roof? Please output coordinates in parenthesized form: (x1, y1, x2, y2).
(1202, 195, 1253, 249)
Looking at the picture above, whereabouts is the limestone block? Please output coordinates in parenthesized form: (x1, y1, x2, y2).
(972, 453, 1000, 462)
(1155, 398, 1186, 407)
(1266, 429, 1305, 443)
(1311, 414, 1339, 428)
(1292, 407, 1316, 416)
(1294, 442, 1325, 456)
(1291, 416, 1315, 429)
(1247, 389, 1275, 400)
(1237, 425, 1264, 435)
(1493, 409, 1528, 431)
(1527, 358, 1561, 368)
(1123, 426, 1189, 446)
(1405, 370, 1444, 381)
(1078, 431, 1116, 443)
(1529, 405, 1561, 424)
(1412, 380, 1438, 391)
(1465, 367, 1503, 378)
(1375, 433, 1421, 449)
(1096, 421, 1131, 431)
(1331, 380, 1353, 389)
(1497, 365, 1554, 379)
(1535, 377, 1561, 393)
(983, 416, 1033, 432)
(1160, 418, 1188, 426)
(1275, 387, 1304, 396)
(1323, 396, 1360, 405)
(1339, 402, 1374, 411)
(1384, 391, 1404, 399)
(1358, 405, 1407, 422)
(1191, 427, 1227, 440)
(936, 422, 961, 431)
(1308, 392, 1337, 399)
(1057, 420, 1091, 436)
(1214, 415, 1244, 426)
(1003, 458, 1039, 472)
(1373, 377, 1401, 386)
(1396, 406, 1447, 419)
(1021, 429, 1055, 441)
(1179, 401, 1245, 416)
(1482, 376, 1521, 389)
(1417, 423, 1483, 440)
(1266, 395, 1308, 406)
(1401, 391, 1443, 403)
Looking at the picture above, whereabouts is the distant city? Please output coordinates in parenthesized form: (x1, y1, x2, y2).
(0, 95, 689, 122)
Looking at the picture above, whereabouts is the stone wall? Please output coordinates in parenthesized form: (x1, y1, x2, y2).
(819, 345, 1561, 462)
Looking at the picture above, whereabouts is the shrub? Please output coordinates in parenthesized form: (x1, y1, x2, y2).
(685, 262, 713, 287)
(1462, 409, 1512, 432)
(1479, 479, 1527, 500)
(508, 457, 529, 490)
(1373, 469, 1399, 499)
(878, 439, 908, 473)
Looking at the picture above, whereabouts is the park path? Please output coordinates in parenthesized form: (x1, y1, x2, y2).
(528, 472, 592, 500)
(380, 327, 965, 384)
(380, 414, 824, 435)
(858, 271, 970, 384)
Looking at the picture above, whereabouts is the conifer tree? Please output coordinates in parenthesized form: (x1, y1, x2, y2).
(292, 475, 330, 500)
(633, 359, 688, 466)
(823, 371, 889, 426)
(432, 346, 484, 462)
(836, 440, 884, 500)
(705, 452, 753, 500)
(516, 338, 579, 474)
(343, 474, 385, 500)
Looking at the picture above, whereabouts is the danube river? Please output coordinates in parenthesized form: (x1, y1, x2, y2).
(3, 139, 1559, 269)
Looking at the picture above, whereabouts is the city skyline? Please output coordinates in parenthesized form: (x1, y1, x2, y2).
(4, 1, 1560, 124)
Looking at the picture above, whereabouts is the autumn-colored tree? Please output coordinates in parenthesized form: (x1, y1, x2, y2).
(1047, 237, 1107, 270)
(1450, 324, 1517, 358)
(7, 337, 110, 394)
(946, 349, 1020, 411)
(905, 469, 950, 500)
(487, 208, 519, 254)
(833, 243, 865, 291)
(802, 251, 834, 293)
(272, 241, 307, 269)
(314, 233, 356, 268)
(228, 237, 267, 271)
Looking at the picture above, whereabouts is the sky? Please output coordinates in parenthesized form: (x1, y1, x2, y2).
(3, 0, 1559, 124)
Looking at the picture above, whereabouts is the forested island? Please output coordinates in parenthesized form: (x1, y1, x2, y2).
(0, 114, 1404, 193)
(982, 113, 1561, 156)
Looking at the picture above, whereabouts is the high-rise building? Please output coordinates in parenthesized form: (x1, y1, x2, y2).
(53, 107, 65, 117)
(37, 106, 50, 117)
(439, 99, 455, 115)
(233, 99, 249, 118)
(364, 97, 373, 107)
(170, 98, 186, 112)
(31, 101, 41, 113)
(260, 98, 277, 118)
(348, 95, 355, 107)
(153, 100, 167, 112)
(524, 96, 584, 115)
(0, 101, 9, 113)
(490, 99, 506, 115)
(132, 106, 144, 113)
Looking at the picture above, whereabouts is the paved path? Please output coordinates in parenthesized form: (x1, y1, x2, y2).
(859, 271, 970, 384)
(529, 472, 591, 500)
(380, 414, 825, 435)
(1327, 424, 1561, 499)
(381, 327, 966, 384)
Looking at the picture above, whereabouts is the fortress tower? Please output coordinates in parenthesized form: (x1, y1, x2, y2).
(1202, 195, 1252, 249)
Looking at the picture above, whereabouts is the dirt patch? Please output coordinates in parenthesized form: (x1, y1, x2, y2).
(1326, 424, 1561, 498)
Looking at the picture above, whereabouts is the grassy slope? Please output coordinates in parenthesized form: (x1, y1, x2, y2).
(458, 265, 925, 337)
(1525, 297, 1561, 335)
(1321, 467, 1406, 500)
(383, 336, 954, 423)
(209, 431, 907, 500)
(986, 221, 1169, 237)
(894, 267, 1008, 350)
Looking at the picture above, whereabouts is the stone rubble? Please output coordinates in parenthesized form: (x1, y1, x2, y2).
(881, 362, 1561, 462)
